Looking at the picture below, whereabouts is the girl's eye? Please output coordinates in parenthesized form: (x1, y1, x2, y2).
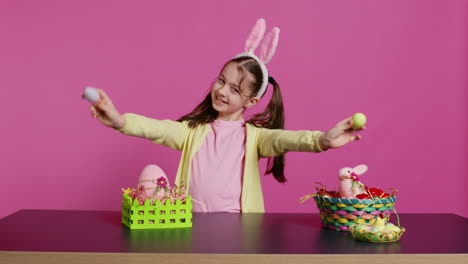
(218, 78, 225, 84)
(231, 87, 239, 93)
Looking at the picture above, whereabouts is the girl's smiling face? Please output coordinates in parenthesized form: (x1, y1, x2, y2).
(211, 62, 259, 121)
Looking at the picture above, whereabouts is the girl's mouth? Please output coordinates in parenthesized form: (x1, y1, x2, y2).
(214, 96, 227, 105)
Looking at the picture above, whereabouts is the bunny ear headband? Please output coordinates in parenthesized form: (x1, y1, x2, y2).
(233, 18, 280, 99)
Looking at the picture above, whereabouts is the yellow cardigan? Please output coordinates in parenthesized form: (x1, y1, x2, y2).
(117, 113, 324, 213)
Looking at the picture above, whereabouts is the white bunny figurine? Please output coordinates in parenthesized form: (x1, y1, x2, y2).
(338, 165, 368, 199)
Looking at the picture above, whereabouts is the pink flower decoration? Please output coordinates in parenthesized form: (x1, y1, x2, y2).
(350, 172, 360, 182)
(156, 177, 168, 188)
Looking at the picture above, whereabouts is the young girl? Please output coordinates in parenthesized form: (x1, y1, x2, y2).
(86, 19, 363, 213)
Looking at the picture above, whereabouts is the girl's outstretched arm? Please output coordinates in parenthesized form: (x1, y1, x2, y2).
(84, 88, 188, 151)
(318, 117, 364, 151)
(256, 116, 364, 157)
(117, 114, 188, 151)
(257, 129, 324, 157)
(87, 88, 127, 130)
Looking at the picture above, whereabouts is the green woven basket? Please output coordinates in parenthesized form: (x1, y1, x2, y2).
(313, 193, 397, 231)
(122, 193, 192, 229)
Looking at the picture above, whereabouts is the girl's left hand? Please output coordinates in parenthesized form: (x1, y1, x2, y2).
(319, 117, 364, 150)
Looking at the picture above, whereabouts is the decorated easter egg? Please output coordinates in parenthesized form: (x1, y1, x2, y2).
(352, 113, 367, 130)
(83, 87, 100, 103)
(137, 164, 170, 196)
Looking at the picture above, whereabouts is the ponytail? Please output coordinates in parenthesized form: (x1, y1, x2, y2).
(247, 77, 287, 183)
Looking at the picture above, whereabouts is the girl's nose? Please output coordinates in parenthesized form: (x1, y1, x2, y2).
(217, 85, 228, 96)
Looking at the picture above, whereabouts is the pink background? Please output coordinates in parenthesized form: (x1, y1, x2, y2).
(1, 0, 467, 219)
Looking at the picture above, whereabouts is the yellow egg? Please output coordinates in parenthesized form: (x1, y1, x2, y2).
(352, 113, 367, 130)
(385, 223, 401, 232)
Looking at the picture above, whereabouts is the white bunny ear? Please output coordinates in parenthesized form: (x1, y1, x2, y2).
(258, 27, 280, 64)
(244, 18, 266, 53)
(353, 165, 368, 175)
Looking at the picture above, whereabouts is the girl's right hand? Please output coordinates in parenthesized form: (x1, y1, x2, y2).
(86, 88, 126, 130)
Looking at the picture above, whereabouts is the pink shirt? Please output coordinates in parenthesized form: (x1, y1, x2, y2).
(189, 119, 246, 212)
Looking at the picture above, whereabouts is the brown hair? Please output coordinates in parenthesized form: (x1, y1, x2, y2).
(178, 56, 287, 183)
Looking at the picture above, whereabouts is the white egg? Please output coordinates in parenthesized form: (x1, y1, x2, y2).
(84, 87, 100, 103)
